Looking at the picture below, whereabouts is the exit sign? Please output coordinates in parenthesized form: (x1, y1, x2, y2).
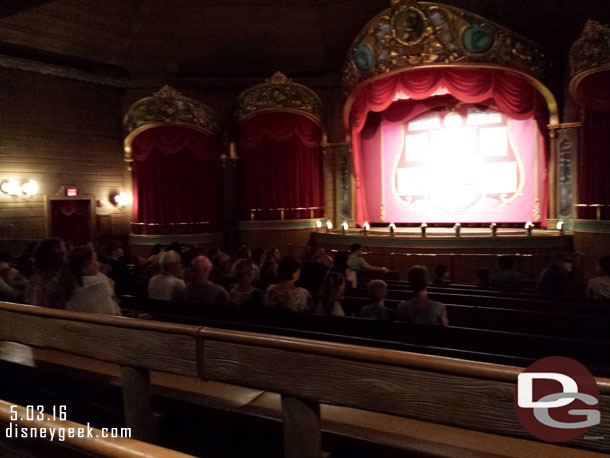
(66, 188, 78, 197)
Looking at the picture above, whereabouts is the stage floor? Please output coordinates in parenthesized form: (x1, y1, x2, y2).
(340, 227, 563, 237)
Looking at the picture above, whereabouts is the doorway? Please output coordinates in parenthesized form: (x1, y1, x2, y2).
(50, 199, 91, 244)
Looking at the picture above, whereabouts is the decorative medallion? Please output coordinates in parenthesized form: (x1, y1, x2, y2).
(569, 20, 610, 102)
(235, 71, 324, 125)
(123, 86, 220, 160)
(342, 1, 551, 96)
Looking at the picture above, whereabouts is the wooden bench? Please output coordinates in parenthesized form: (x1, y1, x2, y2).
(0, 301, 608, 457)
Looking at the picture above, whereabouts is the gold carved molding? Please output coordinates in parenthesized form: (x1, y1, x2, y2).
(569, 20, 610, 103)
(235, 72, 324, 125)
(123, 86, 220, 161)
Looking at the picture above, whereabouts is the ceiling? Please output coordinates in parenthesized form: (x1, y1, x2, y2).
(0, 0, 608, 91)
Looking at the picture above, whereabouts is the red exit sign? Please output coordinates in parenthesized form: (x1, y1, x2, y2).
(66, 188, 78, 197)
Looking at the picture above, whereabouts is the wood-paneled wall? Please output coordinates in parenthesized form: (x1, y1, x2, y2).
(0, 67, 127, 243)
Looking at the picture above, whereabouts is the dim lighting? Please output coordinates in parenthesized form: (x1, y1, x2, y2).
(389, 223, 396, 236)
(454, 223, 461, 237)
(342, 222, 348, 234)
(420, 223, 427, 237)
(1, 180, 21, 195)
(326, 221, 333, 232)
(363, 221, 370, 235)
(315, 220, 322, 231)
(21, 180, 38, 196)
(556, 221, 565, 235)
(525, 221, 533, 236)
(490, 223, 497, 237)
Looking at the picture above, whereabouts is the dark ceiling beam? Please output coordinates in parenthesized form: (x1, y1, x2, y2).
(0, 0, 58, 19)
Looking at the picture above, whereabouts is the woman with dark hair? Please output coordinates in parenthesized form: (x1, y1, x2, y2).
(332, 250, 357, 288)
(229, 258, 264, 309)
(25, 238, 66, 308)
(59, 246, 120, 316)
(397, 265, 448, 326)
(264, 256, 313, 312)
(316, 272, 345, 316)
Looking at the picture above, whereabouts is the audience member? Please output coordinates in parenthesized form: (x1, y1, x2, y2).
(0, 250, 27, 298)
(103, 241, 131, 286)
(25, 238, 66, 308)
(264, 256, 313, 312)
(347, 244, 389, 273)
(432, 264, 451, 285)
(147, 250, 186, 301)
(229, 258, 263, 308)
(475, 268, 491, 289)
(358, 280, 395, 321)
(586, 256, 610, 301)
(397, 266, 448, 326)
(316, 272, 345, 316)
(229, 245, 259, 280)
(260, 247, 281, 289)
(58, 246, 121, 315)
(537, 254, 574, 296)
(252, 247, 266, 270)
(489, 255, 522, 291)
(185, 255, 229, 306)
(210, 252, 232, 288)
(332, 251, 357, 289)
(297, 252, 331, 293)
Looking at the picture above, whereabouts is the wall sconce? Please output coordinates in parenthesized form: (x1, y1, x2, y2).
(315, 220, 322, 231)
(326, 221, 333, 232)
(1, 180, 22, 195)
(21, 180, 38, 196)
(342, 222, 349, 235)
(556, 221, 565, 235)
(113, 191, 131, 208)
(420, 223, 427, 237)
(389, 223, 396, 236)
(363, 221, 370, 235)
(525, 221, 533, 237)
(454, 223, 461, 237)
(490, 223, 497, 237)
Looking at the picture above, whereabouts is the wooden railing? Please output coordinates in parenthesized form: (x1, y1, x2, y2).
(0, 301, 608, 457)
(0, 400, 195, 457)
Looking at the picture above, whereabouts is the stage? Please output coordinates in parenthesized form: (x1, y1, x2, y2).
(311, 227, 574, 283)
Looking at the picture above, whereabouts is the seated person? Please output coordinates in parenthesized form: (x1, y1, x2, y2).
(489, 255, 522, 291)
(347, 244, 389, 273)
(332, 251, 357, 289)
(358, 280, 395, 321)
(185, 255, 229, 306)
(25, 238, 66, 309)
(102, 241, 132, 292)
(316, 271, 346, 316)
(264, 257, 313, 313)
(397, 266, 448, 326)
(537, 254, 574, 296)
(229, 258, 263, 308)
(432, 264, 451, 285)
(586, 255, 610, 301)
(147, 250, 186, 301)
(59, 246, 121, 316)
(0, 250, 27, 299)
(475, 268, 491, 289)
(297, 252, 331, 294)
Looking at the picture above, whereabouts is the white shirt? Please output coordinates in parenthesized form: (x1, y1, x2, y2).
(65, 273, 121, 316)
(148, 272, 186, 301)
(586, 276, 610, 301)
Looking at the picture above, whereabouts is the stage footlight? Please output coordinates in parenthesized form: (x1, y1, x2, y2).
(389, 223, 396, 236)
(363, 221, 370, 235)
(525, 221, 533, 237)
(556, 221, 565, 235)
(490, 223, 497, 237)
(342, 222, 348, 235)
(454, 223, 461, 237)
(326, 221, 333, 232)
(315, 220, 322, 231)
(420, 223, 427, 237)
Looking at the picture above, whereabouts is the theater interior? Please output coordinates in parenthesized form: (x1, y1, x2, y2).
(0, 0, 609, 457)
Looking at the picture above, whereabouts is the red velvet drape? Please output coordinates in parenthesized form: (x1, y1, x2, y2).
(237, 112, 323, 220)
(349, 67, 550, 225)
(577, 72, 610, 220)
(51, 200, 90, 243)
(131, 126, 223, 234)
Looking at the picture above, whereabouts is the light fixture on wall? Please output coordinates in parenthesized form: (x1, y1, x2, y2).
(1, 180, 21, 195)
(21, 180, 38, 196)
(112, 191, 132, 209)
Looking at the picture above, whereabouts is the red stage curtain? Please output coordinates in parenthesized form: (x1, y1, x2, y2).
(237, 112, 323, 220)
(350, 68, 549, 225)
(131, 126, 223, 234)
(51, 200, 90, 243)
(577, 72, 610, 219)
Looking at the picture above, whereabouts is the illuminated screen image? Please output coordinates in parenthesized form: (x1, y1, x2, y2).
(360, 105, 545, 223)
